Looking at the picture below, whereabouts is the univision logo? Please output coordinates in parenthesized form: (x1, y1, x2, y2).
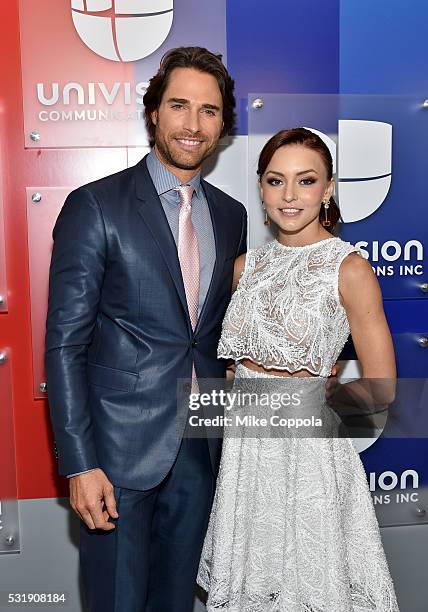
(338, 120, 392, 223)
(71, 0, 174, 62)
(307, 120, 392, 223)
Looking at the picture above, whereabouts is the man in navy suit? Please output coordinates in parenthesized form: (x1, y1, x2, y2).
(45, 47, 247, 612)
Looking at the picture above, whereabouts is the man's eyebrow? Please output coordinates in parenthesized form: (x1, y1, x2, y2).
(266, 169, 319, 177)
(166, 98, 189, 104)
(165, 98, 221, 111)
(201, 103, 221, 111)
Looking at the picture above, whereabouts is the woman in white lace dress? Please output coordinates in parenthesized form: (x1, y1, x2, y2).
(196, 128, 400, 611)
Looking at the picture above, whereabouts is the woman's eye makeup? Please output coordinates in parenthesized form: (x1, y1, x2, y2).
(267, 178, 283, 186)
(300, 177, 317, 185)
(266, 176, 318, 186)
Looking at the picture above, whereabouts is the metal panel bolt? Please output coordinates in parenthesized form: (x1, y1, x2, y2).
(417, 337, 428, 348)
(252, 98, 264, 110)
(0, 353, 6, 364)
(32, 192, 42, 203)
(39, 382, 47, 393)
(4, 535, 14, 546)
(419, 283, 428, 293)
(30, 131, 41, 142)
(0, 295, 4, 305)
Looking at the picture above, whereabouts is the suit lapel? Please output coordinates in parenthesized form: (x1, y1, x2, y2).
(134, 157, 191, 329)
(135, 157, 230, 335)
(195, 179, 228, 334)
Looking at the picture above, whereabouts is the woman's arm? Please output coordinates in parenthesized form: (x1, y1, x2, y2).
(327, 253, 396, 411)
(225, 254, 247, 381)
(339, 253, 396, 381)
(232, 253, 246, 294)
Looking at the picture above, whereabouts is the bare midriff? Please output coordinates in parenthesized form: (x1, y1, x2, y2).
(240, 358, 318, 378)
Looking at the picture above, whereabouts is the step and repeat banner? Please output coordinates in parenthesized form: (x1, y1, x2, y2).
(0, 0, 427, 564)
(19, 0, 227, 148)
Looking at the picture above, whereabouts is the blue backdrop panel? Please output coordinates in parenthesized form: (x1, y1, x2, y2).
(339, 96, 428, 300)
(227, 0, 340, 134)
(340, 0, 428, 94)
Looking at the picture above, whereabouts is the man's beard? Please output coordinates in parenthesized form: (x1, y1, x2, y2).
(154, 131, 217, 171)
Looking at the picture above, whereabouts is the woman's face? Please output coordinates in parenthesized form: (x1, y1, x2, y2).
(259, 144, 334, 235)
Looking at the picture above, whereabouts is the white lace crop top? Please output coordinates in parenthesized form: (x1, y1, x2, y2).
(218, 237, 362, 377)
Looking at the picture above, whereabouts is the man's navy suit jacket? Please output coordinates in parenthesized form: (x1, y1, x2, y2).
(45, 155, 247, 491)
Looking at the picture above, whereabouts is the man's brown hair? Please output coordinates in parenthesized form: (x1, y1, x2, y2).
(143, 46, 236, 146)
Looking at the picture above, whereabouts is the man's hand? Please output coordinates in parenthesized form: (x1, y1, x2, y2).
(325, 376, 341, 406)
(69, 468, 118, 531)
(225, 359, 236, 382)
(325, 361, 341, 406)
(330, 361, 342, 378)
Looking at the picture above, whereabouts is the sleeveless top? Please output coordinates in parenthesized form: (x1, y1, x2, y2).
(218, 237, 362, 377)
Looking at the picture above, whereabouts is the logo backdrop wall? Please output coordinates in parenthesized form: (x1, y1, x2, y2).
(19, 0, 226, 147)
(248, 94, 428, 526)
(15, 3, 428, 529)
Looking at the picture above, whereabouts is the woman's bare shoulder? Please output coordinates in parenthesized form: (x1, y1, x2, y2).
(340, 251, 374, 283)
(339, 251, 381, 306)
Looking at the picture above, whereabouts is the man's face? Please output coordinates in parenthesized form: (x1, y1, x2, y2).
(151, 67, 224, 174)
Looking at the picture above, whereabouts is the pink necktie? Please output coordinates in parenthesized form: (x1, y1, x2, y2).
(177, 184, 200, 330)
(176, 185, 200, 393)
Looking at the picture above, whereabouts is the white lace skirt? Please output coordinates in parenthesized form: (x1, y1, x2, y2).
(196, 364, 399, 611)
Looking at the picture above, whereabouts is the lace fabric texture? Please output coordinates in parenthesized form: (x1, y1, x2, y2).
(197, 238, 399, 611)
(197, 367, 399, 612)
(218, 238, 362, 377)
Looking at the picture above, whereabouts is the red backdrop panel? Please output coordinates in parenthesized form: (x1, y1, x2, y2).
(0, 0, 129, 499)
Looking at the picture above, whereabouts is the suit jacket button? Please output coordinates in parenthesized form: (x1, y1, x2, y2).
(191, 340, 198, 348)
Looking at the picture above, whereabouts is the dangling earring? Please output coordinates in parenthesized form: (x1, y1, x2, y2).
(322, 199, 331, 228)
(262, 203, 270, 226)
